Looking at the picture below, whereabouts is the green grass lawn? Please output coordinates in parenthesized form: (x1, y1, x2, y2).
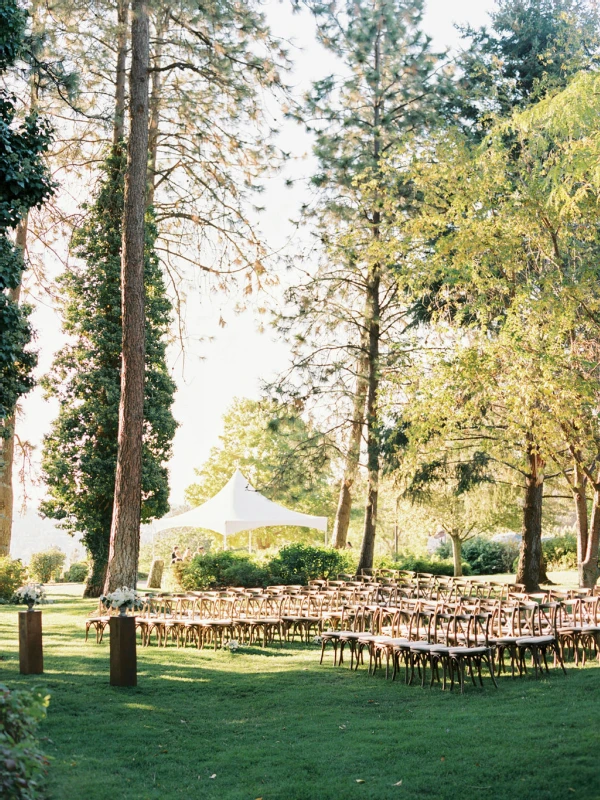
(1, 587, 599, 800)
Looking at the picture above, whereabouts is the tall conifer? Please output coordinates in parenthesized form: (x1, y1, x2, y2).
(41, 151, 176, 596)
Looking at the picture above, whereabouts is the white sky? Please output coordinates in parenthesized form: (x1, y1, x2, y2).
(14, 0, 497, 553)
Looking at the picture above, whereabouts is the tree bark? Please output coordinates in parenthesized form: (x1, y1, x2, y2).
(450, 534, 463, 577)
(581, 476, 600, 588)
(572, 463, 590, 586)
(356, 18, 382, 574)
(104, 0, 149, 592)
(113, 0, 129, 146)
(333, 350, 368, 548)
(516, 444, 544, 592)
(0, 216, 28, 556)
(356, 267, 381, 573)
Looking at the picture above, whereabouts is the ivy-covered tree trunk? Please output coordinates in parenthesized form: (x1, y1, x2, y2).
(333, 350, 368, 549)
(516, 444, 544, 591)
(105, 0, 150, 592)
(0, 216, 27, 556)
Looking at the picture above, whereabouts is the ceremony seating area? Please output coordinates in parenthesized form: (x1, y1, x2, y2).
(84, 570, 600, 692)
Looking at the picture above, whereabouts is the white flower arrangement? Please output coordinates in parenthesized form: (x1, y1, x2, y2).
(99, 586, 144, 613)
(223, 639, 241, 652)
(13, 584, 46, 608)
(312, 635, 323, 645)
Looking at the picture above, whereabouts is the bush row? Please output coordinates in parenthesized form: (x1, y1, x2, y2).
(174, 544, 353, 591)
(0, 555, 90, 601)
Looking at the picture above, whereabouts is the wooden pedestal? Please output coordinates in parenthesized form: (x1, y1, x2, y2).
(19, 610, 43, 675)
(109, 615, 137, 687)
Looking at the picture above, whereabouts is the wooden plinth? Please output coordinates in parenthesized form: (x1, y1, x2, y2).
(109, 615, 137, 687)
(19, 610, 43, 675)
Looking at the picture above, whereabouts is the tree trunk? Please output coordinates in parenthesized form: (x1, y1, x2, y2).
(104, 0, 149, 593)
(113, 0, 129, 146)
(356, 269, 381, 574)
(147, 8, 168, 207)
(572, 463, 590, 586)
(450, 535, 462, 577)
(581, 476, 600, 589)
(84, 558, 108, 598)
(516, 445, 544, 592)
(0, 216, 28, 556)
(333, 351, 368, 548)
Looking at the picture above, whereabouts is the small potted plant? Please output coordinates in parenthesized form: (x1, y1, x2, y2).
(99, 587, 144, 616)
(12, 584, 46, 611)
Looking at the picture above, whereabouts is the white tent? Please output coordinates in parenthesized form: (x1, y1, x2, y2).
(153, 469, 327, 541)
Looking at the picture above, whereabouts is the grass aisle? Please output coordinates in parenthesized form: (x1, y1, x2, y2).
(1, 590, 599, 800)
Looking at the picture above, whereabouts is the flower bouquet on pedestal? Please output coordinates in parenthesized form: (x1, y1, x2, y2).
(12, 584, 46, 611)
(99, 587, 144, 616)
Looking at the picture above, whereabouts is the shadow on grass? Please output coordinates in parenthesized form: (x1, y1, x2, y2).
(2, 602, 600, 800)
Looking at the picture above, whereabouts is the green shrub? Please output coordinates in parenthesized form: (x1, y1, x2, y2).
(0, 683, 50, 799)
(28, 549, 65, 583)
(63, 562, 88, 583)
(396, 553, 470, 577)
(542, 534, 577, 570)
(461, 537, 518, 575)
(267, 544, 351, 585)
(0, 558, 26, 602)
(178, 552, 269, 591)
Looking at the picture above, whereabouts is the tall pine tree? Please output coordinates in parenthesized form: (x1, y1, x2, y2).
(41, 150, 176, 596)
(278, 0, 449, 568)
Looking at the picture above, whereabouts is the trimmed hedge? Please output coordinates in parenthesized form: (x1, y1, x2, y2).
(176, 552, 269, 591)
(268, 544, 351, 585)
(176, 545, 352, 591)
(461, 537, 519, 575)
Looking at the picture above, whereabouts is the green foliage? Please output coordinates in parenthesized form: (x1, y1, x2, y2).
(267, 544, 351, 585)
(0, 558, 26, 601)
(1, 595, 599, 800)
(186, 398, 334, 549)
(40, 150, 177, 591)
(460, 537, 519, 576)
(0, 0, 53, 424)
(62, 563, 88, 583)
(176, 545, 351, 590)
(378, 552, 470, 577)
(0, 683, 50, 800)
(543, 534, 577, 570)
(28, 548, 65, 584)
(457, 0, 600, 123)
(177, 552, 269, 591)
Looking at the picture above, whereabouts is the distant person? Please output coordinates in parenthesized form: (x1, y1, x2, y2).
(194, 546, 205, 557)
(182, 548, 192, 561)
(171, 545, 182, 564)
(346, 541, 353, 549)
